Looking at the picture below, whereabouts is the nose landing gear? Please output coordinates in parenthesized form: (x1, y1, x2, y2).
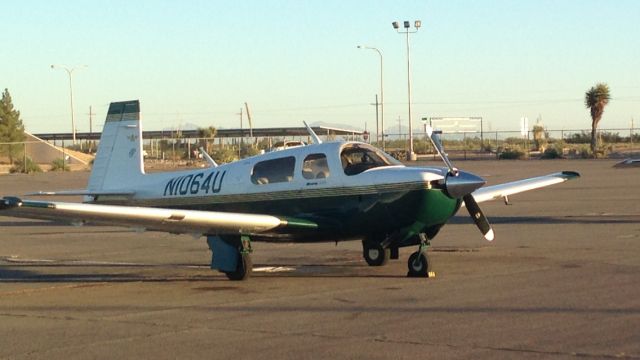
(407, 233, 434, 278)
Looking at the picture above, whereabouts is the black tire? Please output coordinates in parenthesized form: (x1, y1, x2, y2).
(407, 251, 430, 277)
(363, 242, 390, 266)
(224, 253, 253, 281)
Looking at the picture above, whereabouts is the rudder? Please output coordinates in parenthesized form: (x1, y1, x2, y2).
(87, 100, 144, 192)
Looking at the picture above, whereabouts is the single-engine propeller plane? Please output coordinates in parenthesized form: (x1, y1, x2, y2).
(1, 100, 579, 280)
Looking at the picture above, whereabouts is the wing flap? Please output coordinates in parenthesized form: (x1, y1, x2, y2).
(1, 198, 316, 235)
(469, 171, 580, 204)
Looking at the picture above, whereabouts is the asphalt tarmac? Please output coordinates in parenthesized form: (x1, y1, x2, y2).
(0, 159, 638, 359)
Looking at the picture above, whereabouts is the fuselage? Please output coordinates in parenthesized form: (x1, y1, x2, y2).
(91, 141, 462, 243)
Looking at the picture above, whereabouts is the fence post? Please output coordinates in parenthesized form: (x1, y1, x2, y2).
(23, 142, 27, 173)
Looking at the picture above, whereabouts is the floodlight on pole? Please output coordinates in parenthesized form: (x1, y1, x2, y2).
(357, 45, 385, 151)
(51, 64, 87, 145)
(392, 20, 421, 161)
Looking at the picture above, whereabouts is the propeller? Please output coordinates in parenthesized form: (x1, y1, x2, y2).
(425, 126, 494, 241)
(463, 193, 494, 241)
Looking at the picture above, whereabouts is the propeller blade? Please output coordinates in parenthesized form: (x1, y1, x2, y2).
(425, 126, 457, 175)
(463, 194, 494, 241)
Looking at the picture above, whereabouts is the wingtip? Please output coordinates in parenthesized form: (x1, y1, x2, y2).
(561, 171, 581, 178)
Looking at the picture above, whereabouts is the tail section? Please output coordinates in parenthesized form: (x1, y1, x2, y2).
(87, 100, 144, 192)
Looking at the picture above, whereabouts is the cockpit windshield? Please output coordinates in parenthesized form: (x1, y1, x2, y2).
(340, 143, 402, 176)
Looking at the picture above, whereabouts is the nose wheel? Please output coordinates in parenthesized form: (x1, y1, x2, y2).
(407, 233, 434, 277)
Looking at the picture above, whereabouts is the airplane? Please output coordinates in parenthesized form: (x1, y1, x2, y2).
(0, 100, 579, 281)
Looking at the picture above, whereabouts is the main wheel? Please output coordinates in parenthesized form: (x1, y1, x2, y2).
(407, 251, 431, 277)
(363, 242, 390, 266)
(224, 253, 253, 281)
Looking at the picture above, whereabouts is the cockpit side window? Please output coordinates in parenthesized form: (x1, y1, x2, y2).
(302, 153, 330, 179)
(340, 144, 400, 176)
(251, 156, 296, 185)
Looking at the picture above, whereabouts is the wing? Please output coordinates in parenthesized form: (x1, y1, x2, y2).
(469, 171, 579, 204)
(0, 197, 317, 235)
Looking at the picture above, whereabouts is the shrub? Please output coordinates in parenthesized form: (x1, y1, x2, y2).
(10, 157, 42, 173)
(566, 131, 591, 144)
(577, 145, 592, 159)
(50, 158, 70, 171)
(541, 147, 562, 159)
(211, 148, 238, 164)
(498, 147, 525, 160)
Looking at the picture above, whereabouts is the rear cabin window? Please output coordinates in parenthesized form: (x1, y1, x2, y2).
(251, 156, 296, 185)
(340, 144, 400, 176)
(302, 153, 330, 179)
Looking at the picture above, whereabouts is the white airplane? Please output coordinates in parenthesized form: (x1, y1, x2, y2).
(1, 100, 579, 280)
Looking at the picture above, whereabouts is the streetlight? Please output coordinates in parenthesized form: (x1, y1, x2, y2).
(51, 64, 87, 145)
(392, 20, 421, 161)
(357, 45, 385, 151)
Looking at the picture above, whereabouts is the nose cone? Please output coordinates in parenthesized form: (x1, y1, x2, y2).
(445, 170, 486, 199)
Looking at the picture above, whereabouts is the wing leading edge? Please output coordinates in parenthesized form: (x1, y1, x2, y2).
(469, 171, 580, 204)
(0, 197, 317, 235)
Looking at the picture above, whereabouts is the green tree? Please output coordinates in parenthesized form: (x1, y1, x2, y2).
(0, 88, 26, 163)
(585, 83, 611, 157)
(197, 126, 217, 153)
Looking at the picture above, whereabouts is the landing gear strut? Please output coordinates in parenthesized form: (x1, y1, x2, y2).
(407, 233, 433, 277)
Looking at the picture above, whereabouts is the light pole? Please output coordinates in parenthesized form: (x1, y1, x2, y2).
(392, 20, 421, 161)
(51, 64, 86, 145)
(357, 45, 385, 151)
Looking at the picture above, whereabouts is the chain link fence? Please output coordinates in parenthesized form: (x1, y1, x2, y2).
(2, 127, 638, 173)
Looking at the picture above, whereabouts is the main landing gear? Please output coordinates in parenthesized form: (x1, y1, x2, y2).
(362, 240, 400, 266)
(224, 250, 253, 281)
(207, 235, 253, 281)
(407, 233, 433, 278)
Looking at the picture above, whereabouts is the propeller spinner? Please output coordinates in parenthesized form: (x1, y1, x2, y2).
(426, 126, 494, 241)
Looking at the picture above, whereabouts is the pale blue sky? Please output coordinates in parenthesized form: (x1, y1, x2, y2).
(2, 0, 639, 134)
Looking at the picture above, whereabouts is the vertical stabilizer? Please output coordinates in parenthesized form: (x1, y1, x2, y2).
(87, 100, 144, 193)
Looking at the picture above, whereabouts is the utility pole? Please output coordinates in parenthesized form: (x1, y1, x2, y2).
(244, 102, 254, 140)
(88, 106, 95, 135)
(392, 20, 421, 161)
(370, 94, 379, 145)
(357, 45, 385, 151)
(237, 107, 244, 158)
(631, 117, 635, 153)
(87, 106, 95, 152)
(51, 64, 86, 145)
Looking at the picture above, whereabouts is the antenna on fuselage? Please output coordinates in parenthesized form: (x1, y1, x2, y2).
(199, 147, 218, 168)
(303, 121, 323, 144)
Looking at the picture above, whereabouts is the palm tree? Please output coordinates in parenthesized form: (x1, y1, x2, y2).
(585, 83, 611, 157)
(197, 126, 217, 153)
